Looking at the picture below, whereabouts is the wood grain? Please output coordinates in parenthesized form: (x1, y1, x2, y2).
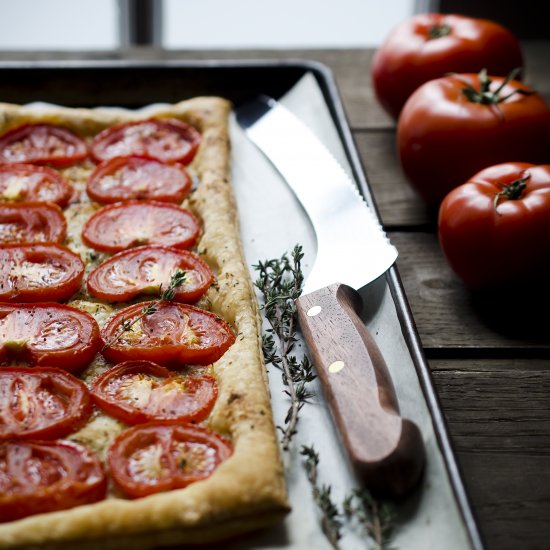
(353, 131, 432, 228)
(391, 232, 550, 352)
(431, 359, 550, 550)
(296, 283, 425, 497)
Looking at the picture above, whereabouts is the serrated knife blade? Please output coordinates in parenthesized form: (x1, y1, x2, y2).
(237, 96, 397, 295)
(237, 97, 425, 497)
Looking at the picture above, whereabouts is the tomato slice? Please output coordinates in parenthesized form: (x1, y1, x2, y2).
(87, 245, 213, 303)
(101, 301, 235, 367)
(0, 303, 101, 372)
(108, 422, 231, 498)
(0, 367, 92, 440)
(0, 124, 88, 167)
(0, 244, 84, 302)
(0, 439, 106, 522)
(91, 119, 201, 165)
(81, 201, 201, 253)
(87, 156, 192, 205)
(0, 202, 67, 245)
(0, 163, 73, 206)
(91, 361, 218, 425)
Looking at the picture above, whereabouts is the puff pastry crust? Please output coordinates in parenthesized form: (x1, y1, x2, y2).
(0, 98, 289, 548)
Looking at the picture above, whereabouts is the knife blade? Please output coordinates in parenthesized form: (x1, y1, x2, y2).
(236, 96, 425, 497)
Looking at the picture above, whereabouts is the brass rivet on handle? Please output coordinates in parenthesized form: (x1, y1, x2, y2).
(328, 361, 345, 374)
(306, 305, 322, 317)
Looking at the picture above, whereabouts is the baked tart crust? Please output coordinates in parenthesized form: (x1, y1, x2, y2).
(0, 98, 289, 548)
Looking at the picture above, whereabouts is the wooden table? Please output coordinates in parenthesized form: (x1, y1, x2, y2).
(2, 43, 549, 549)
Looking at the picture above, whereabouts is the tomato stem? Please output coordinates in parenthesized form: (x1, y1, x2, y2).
(493, 171, 530, 210)
(456, 68, 532, 106)
(428, 23, 451, 39)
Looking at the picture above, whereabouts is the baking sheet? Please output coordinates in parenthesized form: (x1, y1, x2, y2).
(230, 73, 474, 549)
(4, 61, 480, 549)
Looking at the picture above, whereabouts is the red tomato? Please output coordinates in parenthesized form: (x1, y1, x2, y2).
(91, 361, 218, 424)
(81, 201, 201, 253)
(372, 13, 523, 119)
(0, 124, 88, 167)
(438, 163, 550, 290)
(0, 303, 101, 372)
(0, 243, 84, 302)
(0, 163, 73, 206)
(108, 422, 231, 498)
(91, 119, 201, 165)
(87, 156, 192, 204)
(87, 245, 213, 303)
(0, 367, 92, 440)
(101, 301, 235, 367)
(397, 72, 550, 206)
(0, 202, 67, 244)
(0, 439, 106, 522)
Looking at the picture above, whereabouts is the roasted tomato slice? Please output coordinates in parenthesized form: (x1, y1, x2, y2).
(81, 201, 201, 253)
(0, 163, 73, 206)
(0, 202, 67, 245)
(0, 124, 88, 167)
(108, 422, 231, 498)
(0, 303, 101, 372)
(101, 301, 235, 366)
(87, 156, 193, 205)
(91, 361, 218, 424)
(91, 119, 201, 165)
(0, 439, 106, 522)
(0, 244, 84, 302)
(0, 367, 92, 440)
(87, 245, 213, 303)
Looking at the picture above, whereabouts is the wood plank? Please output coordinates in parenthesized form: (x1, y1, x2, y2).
(391, 232, 550, 352)
(431, 359, 550, 550)
(523, 41, 550, 96)
(354, 130, 432, 227)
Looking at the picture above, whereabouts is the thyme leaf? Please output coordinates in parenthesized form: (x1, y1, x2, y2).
(301, 445, 343, 549)
(255, 246, 397, 549)
(253, 244, 315, 451)
(101, 269, 187, 352)
(343, 488, 397, 550)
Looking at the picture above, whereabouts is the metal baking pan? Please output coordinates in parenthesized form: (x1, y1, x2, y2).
(0, 60, 483, 550)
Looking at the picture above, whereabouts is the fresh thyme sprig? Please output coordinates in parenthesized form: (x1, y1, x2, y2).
(255, 246, 397, 549)
(101, 269, 187, 352)
(302, 445, 398, 550)
(343, 489, 397, 550)
(301, 445, 343, 549)
(254, 245, 316, 451)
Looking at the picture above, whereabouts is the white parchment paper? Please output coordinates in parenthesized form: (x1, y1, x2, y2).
(228, 73, 473, 550)
(25, 80, 474, 549)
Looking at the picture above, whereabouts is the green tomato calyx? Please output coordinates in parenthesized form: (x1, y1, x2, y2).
(428, 23, 451, 39)
(457, 68, 532, 105)
(493, 171, 530, 210)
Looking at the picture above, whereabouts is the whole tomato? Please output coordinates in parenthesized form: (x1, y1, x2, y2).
(372, 13, 523, 119)
(438, 163, 550, 290)
(397, 71, 550, 206)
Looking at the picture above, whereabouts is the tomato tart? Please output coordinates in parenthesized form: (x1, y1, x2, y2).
(0, 98, 288, 547)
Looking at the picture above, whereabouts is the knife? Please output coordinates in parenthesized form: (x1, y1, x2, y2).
(236, 96, 425, 497)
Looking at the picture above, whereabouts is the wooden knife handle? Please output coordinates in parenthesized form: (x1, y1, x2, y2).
(296, 283, 425, 497)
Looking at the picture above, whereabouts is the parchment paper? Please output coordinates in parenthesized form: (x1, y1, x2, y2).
(24, 78, 473, 548)
(228, 73, 473, 550)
